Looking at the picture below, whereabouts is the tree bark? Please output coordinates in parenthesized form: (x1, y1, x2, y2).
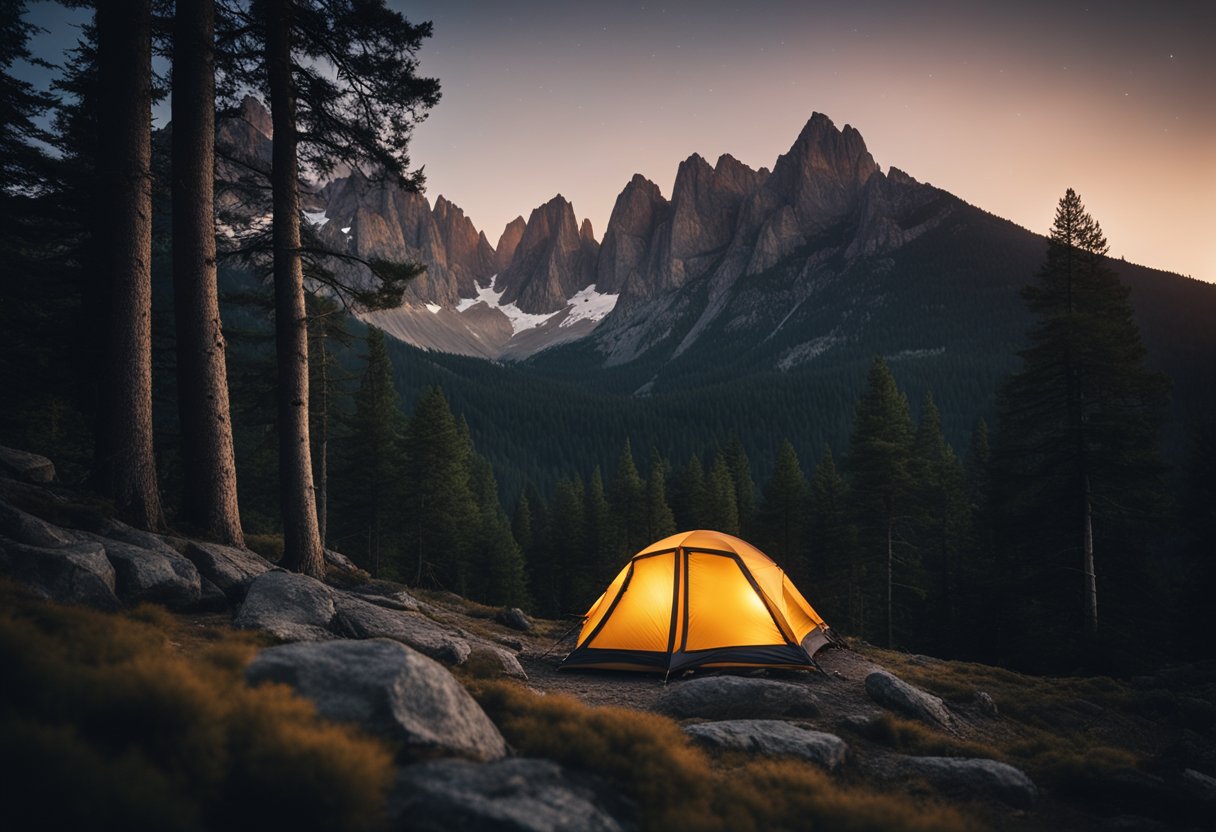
(95, 0, 163, 531)
(265, 0, 324, 577)
(1082, 476, 1097, 636)
(316, 327, 328, 547)
(172, 0, 244, 546)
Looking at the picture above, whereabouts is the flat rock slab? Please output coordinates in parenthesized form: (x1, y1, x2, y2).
(864, 670, 955, 729)
(658, 675, 821, 720)
(182, 540, 275, 601)
(390, 758, 632, 832)
(0, 498, 78, 548)
(897, 756, 1037, 809)
(235, 571, 335, 641)
(0, 446, 55, 484)
(333, 592, 471, 666)
(0, 536, 119, 610)
(245, 639, 507, 762)
(683, 720, 848, 771)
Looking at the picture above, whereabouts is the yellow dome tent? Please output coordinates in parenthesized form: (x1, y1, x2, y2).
(559, 530, 833, 674)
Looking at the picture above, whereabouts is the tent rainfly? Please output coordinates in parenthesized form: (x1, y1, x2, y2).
(559, 530, 833, 674)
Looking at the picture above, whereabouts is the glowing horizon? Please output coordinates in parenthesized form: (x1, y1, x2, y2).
(397, 0, 1214, 282)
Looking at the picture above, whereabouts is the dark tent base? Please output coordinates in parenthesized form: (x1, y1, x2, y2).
(559, 627, 832, 674)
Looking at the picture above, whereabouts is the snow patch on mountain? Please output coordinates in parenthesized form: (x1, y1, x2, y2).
(303, 209, 329, 227)
(560, 285, 619, 328)
(456, 277, 552, 335)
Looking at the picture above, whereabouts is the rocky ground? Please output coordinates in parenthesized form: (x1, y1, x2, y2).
(2, 444, 1214, 831)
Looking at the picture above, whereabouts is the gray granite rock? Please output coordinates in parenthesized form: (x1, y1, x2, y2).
(658, 675, 820, 720)
(234, 571, 336, 641)
(864, 671, 955, 728)
(0, 446, 55, 483)
(182, 539, 274, 601)
(898, 756, 1037, 809)
(390, 758, 633, 832)
(246, 639, 506, 761)
(684, 720, 847, 770)
(332, 591, 471, 665)
(0, 536, 119, 610)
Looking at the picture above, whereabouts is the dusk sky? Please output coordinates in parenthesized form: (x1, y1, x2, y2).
(20, 0, 1216, 281)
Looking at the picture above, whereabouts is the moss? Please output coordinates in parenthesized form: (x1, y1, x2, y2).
(0, 580, 393, 831)
(850, 713, 1004, 760)
(474, 681, 973, 832)
(244, 533, 285, 564)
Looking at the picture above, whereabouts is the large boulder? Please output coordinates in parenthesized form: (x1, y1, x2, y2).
(658, 675, 821, 720)
(79, 532, 201, 610)
(234, 571, 336, 641)
(897, 756, 1037, 809)
(182, 540, 274, 601)
(683, 720, 848, 771)
(332, 592, 471, 665)
(0, 536, 120, 610)
(390, 758, 632, 832)
(864, 671, 955, 729)
(0, 499, 78, 548)
(496, 607, 533, 632)
(0, 446, 55, 484)
(245, 639, 507, 761)
(466, 642, 528, 680)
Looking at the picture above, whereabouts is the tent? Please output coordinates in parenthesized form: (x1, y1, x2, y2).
(559, 530, 832, 674)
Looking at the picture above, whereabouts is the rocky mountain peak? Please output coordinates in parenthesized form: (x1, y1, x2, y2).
(238, 95, 273, 138)
(495, 217, 527, 274)
(495, 195, 595, 313)
(580, 218, 596, 243)
(595, 174, 671, 295)
(430, 195, 496, 295)
(765, 113, 879, 230)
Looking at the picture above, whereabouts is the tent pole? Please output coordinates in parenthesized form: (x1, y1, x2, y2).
(540, 616, 586, 660)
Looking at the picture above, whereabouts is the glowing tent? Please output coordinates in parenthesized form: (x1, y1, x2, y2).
(560, 530, 832, 674)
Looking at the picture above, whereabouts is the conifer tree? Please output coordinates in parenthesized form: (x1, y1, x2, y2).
(610, 439, 647, 554)
(808, 446, 857, 631)
(583, 466, 617, 585)
(338, 326, 404, 577)
(402, 386, 476, 592)
(848, 356, 915, 647)
(549, 477, 589, 612)
(995, 189, 1169, 640)
(755, 440, 808, 571)
(645, 463, 677, 542)
(467, 453, 528, 607)
(705, 454, 740, 535)
(724, 437, 756, 535)
(671, 453, 709, 531)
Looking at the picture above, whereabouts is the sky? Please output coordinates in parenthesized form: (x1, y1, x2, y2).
(18, 0, 1216, 281)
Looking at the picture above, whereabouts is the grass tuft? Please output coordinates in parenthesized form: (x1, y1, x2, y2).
(474, 680, 973, 832)
(850, 713, 1004, 760)
(0, 580, 393, 831)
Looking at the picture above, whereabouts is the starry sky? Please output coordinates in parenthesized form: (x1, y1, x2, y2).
(18, 0, 1216, 281)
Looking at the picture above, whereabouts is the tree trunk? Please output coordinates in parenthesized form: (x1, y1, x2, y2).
(1082, 475, 1097, 636)
(265, 0, 324, 577)
(315, 325, 328, 546)
(172, 0, 244, 546)
(96, 0, 163, 531)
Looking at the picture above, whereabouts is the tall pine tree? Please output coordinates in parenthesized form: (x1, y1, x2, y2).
(995, 189, 1169, 645)
(755, 440, 807, 572)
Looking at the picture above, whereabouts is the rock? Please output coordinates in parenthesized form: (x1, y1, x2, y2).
(390, 758, 631, 832)
(323, 547, 367, 577)
(0, 446, 55, 483)
(333, 591, 471, 665)
(594, 174, 670, 295)
(975, 691, 999, 718)
(198, 577, 229, 611)
(496, 606, 533, 631)
(182, 540, 274, 601)
(347, 583, 423, 612)
(245, 639, 507, 761)
(83, 533, 202, 610)
(494, 216, 527, 273)
(234, 571, 336, 642)
(864, 671, 954, 728)
(495, 195, 596, 314)
(897, 756, 1037, 809)
(683, 720, 847, 771)
(0, 498, 78, 547)
(0, 536, 120, 610)
(467, 643, 528, 680)
(658, 675, 820, 720)
(1181, 768, 1216, 802)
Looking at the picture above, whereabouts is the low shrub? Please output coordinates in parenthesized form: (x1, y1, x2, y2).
(851, 713, 1004, 760)
(0, 581, 393, 831)
(474, 681, 973, 832)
